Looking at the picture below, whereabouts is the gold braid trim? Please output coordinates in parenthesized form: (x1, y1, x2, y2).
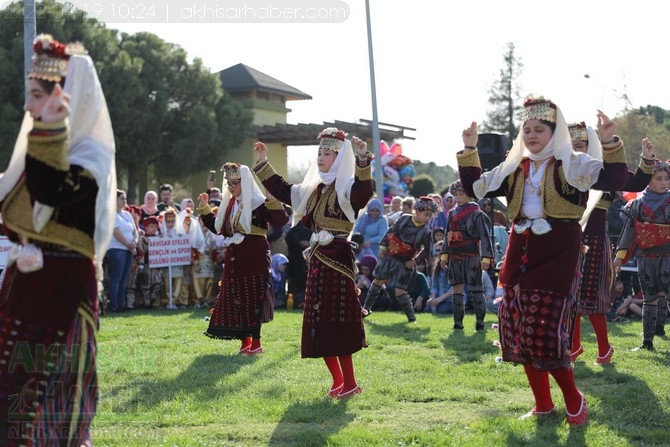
(265, 198, 284, 210)
(2, 179, 95, 259)
(355, 164, 372, 180)
(456, 149, 481, 168)
(601, 138, 626, 164)
(253, 161, 276, 182)
(544, 164, 586, 219)
(505, 172, 524, 220)
(233, 221, 267, 237)
(639, 156, 656, 175)
(198, 204, 212, 215)
(27, 121, 69, 171)
(312, 187, 354, 233)
(313, 248, 356, 282)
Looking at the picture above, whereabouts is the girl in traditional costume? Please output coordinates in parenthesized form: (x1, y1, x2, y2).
(457, 97, 628, 425)
(253, 129, 371, 399)
(568, 122, 654, 364)
(198, 163, 288, 355)
(0, 34, 116, 445)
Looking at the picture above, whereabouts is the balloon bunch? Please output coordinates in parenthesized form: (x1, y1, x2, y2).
(373, 140, 415, 203)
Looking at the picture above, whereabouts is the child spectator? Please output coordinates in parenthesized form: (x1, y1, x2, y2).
(440, 180, 494, 331)
(408, 270, 431, 313)
(271, 254, 289, 309)
(139, 216, 164, 308)
(607, 278, 634, 322)
(159, 207, 184, 309)
(615, 158, 670, 350)
(362, 196, 436, 322)
(424, 233, 453, 314)
(192, 218, 216, 309)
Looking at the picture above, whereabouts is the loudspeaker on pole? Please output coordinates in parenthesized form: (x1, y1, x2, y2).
(477, 133, 508, 172)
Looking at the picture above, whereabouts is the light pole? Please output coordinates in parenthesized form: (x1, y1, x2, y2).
(365, 0, 383, 200)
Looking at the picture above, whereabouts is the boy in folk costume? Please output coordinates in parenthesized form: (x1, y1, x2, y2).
(139, 216, 164, 307)
(362, 196, 436, 322)
(614, 159, 670, 351)
(440, 179, 494, 331)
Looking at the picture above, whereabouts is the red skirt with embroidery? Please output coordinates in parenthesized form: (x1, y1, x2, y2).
(497, 220, 580, 369)
(0, 252, 96, 445)
(205, 235, 272, 340)
(302, 239, 366, 358)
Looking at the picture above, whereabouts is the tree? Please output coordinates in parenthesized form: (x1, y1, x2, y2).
(413, 160, 458, 195)
(480, 42, 524, 146)
(613, 105, 670, 167)
(409, 174, 435, 198)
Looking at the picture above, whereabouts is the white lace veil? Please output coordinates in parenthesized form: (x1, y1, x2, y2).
(0, 54, 116, 264)
(473, 103, 603, 199)
(291, 139, 356, 226)
(215, 165, 266, 234)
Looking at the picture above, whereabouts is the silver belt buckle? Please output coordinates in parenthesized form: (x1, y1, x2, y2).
(223, 233, 245, 247)
(513, 218, 552, 235)
(311, 230, 334, 247)
(530, 218, 552, 235)
(513, 219, 532, 234)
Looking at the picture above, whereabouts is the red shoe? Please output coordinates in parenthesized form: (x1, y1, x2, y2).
(336, 385, 363, 400)
(566, 393, 588, 426)
(327, 384, 344, 398)
(247, 346, 263, 355)
(595, 345, 614, 365)
(570, 345, 584, 363)
(238, 337, 252, 355)
(519, 405, 557, 420)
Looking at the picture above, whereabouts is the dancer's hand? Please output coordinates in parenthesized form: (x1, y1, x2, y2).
(40, 84, 70, 123)
(254, 141, 268, 163)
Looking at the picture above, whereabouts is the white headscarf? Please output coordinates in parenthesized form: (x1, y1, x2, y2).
(291, 139, 356, 226)
(160, 208, 184, 237)
(473, 104, 603, 199)
(0, 54, 116, 262)
(215, 165, 266, 234)
(578, 126, 604, 229)
(181, 209, 206, 252)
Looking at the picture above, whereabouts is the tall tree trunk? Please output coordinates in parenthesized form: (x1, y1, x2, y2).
(126, 165, 139, 205)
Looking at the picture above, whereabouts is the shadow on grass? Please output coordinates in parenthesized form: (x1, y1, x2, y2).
(103, 352, 254, 413)
(441, 327, 498, 363)
(267, 399, 355, 447)
(578, 359, 670, 444)
(364, 318, 430, 343)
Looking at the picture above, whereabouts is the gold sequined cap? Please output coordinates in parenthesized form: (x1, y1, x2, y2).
(222, 162, 242, 181)
(28, 34, 86, 83)
(521, 97, 557, 123)
(317, 127, 348, 152)
(568, 122, 588, 143)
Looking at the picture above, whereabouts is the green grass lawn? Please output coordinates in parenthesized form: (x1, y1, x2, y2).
(93, 309, 670, 446)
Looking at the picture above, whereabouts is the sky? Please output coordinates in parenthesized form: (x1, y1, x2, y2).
(80, 0, 670, 169)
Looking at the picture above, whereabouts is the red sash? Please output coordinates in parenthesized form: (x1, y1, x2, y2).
(634, 220, 670, 249)
(386, 234, 415, 257)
